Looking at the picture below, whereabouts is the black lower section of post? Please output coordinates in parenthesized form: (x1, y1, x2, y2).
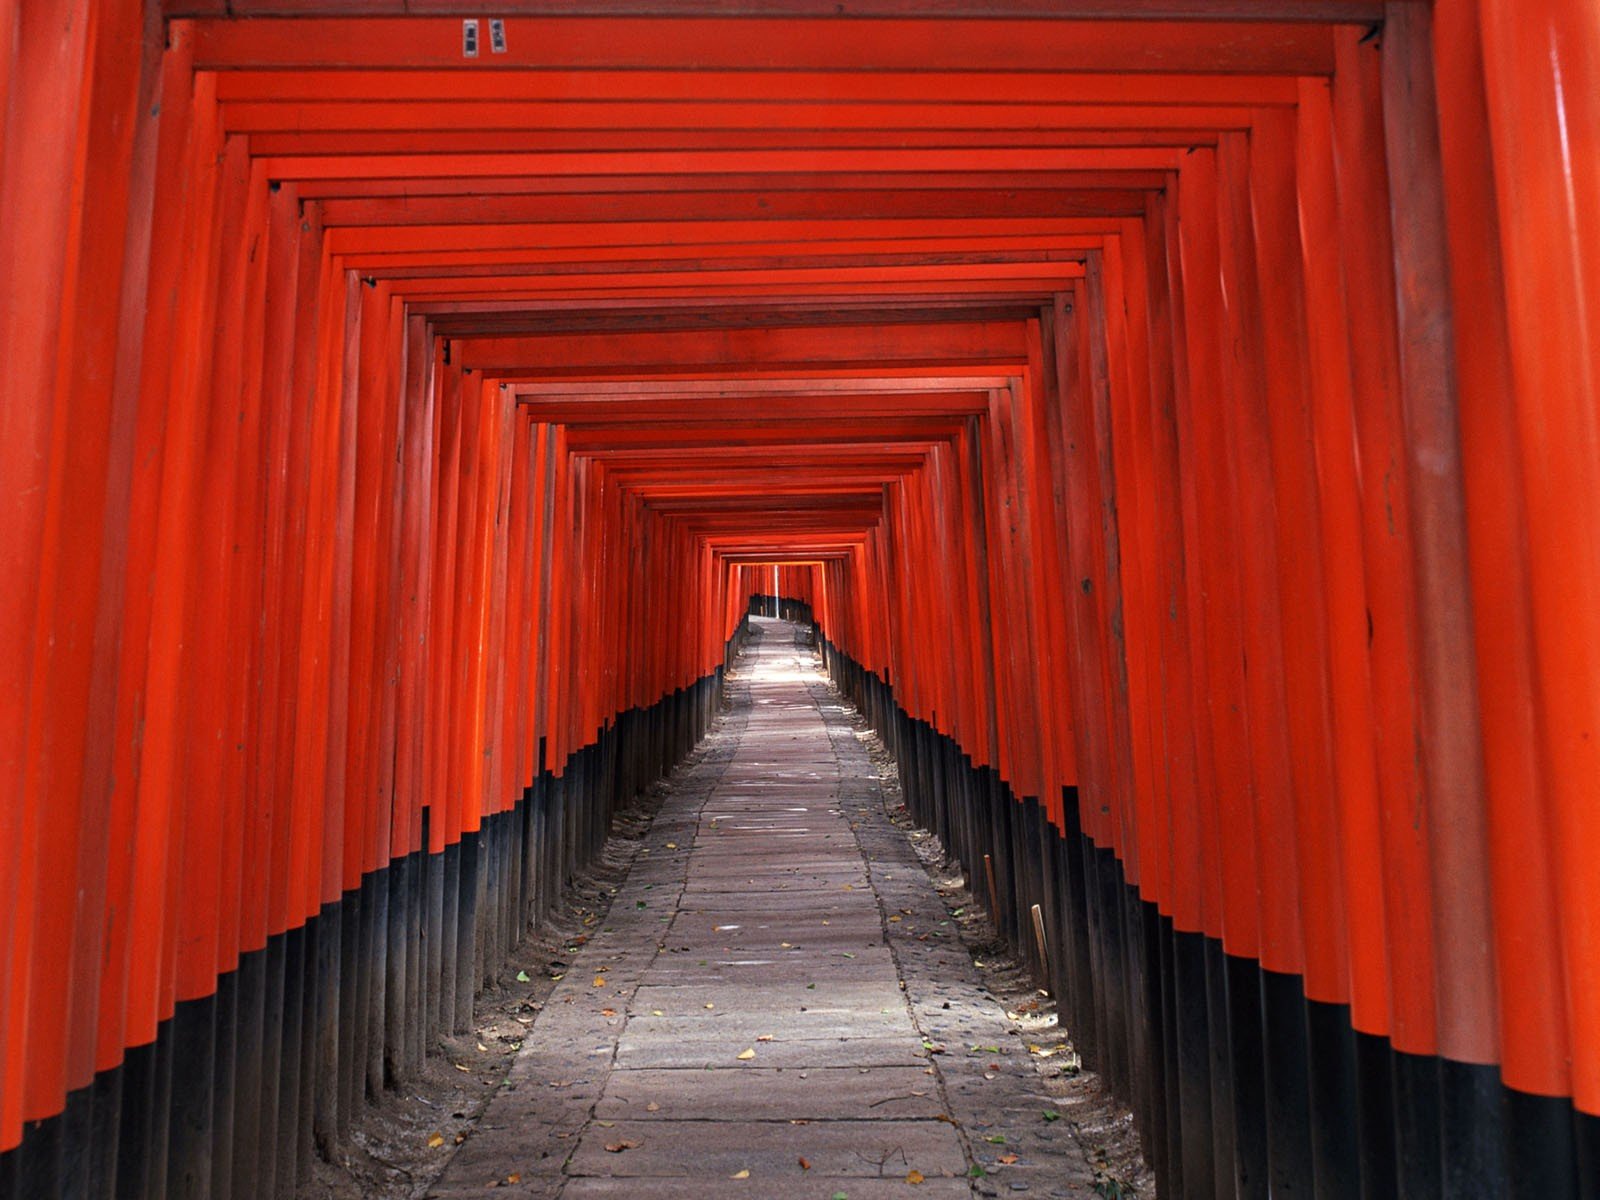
(813, 630, 1594, 1200)
(5, 619, 1591, 1200)
(0, 630, 742, 1200)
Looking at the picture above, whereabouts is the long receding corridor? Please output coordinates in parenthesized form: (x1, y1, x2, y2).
(6, 3, 1600, 1198)
(429, 619, 1135, 1198)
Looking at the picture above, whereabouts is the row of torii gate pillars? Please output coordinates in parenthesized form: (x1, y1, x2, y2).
(1, 2, 1597, 1198)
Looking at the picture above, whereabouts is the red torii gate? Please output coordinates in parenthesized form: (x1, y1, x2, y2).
(2, 3, 1597, 1198)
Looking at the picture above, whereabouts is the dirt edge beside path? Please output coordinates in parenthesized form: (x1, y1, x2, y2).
(306, 770, 686, 1199)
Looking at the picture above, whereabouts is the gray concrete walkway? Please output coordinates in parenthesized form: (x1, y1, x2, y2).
(428, 619, 1104, 1199)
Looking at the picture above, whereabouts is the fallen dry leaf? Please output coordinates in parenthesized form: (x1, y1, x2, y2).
(593, 976, 607, 988)
(645, 1101, 660, 1112)
(730, 1169, 750, 1179)
(651, 1009, 665, 1016)
(704, 1002, 715, 1010)
(604, 1140, 638, 1153)
(601, 1008, 617, 1017)
(736, 1048, 756, 1060)
(755, 1034, 774, 1042)
(906, 1168, 926, 1184)
(427, 1133, 445, 1148)
(998, 1154, 1019, 1165)
(505, 1173, 522, 1183)
(798, 1157, 811, 1170)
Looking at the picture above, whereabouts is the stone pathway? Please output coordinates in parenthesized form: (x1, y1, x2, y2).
(427, 619, 1105, 1199)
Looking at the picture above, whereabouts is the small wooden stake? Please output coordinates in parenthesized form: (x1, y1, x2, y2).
(1031, 903, 1050, 992)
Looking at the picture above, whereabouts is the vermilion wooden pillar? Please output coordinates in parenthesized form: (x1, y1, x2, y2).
(4, 8, 1600, 1200)
(1477, 3, 1600, 1184)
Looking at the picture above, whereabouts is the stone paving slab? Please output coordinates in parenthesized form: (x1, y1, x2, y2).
(613, 1034, 929, 1070)
(630, 952, 886, 974)
(562, 1179, 975, 1200)
(427, 619, 1108, 1199)
(680, 878, 870, 896)
(637, 955, 895, 981)
(596, 1065, 946, 1120)
(629, 978, 905, 1006)
(610, 1010, 913, 1042)
(635, 949, 889, 973)
(674, 894, 872, 915)
(563, 1118, 968, 1179)
(665, 911, 882, 935)
(681, 864, 862, 878)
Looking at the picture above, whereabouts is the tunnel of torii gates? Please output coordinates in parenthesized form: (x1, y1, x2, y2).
(2, 0, 1599, 1197)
